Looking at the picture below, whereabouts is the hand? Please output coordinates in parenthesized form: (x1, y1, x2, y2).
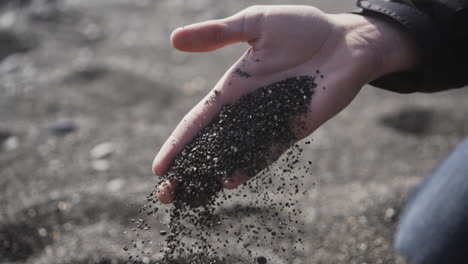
(153, 5, 418, 203)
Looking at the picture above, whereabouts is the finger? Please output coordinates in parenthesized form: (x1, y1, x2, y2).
(152, 94, 224, 176)
(221, 139, 291, 190)
(170, 10, 260, 52)
(157, 180, 176, 204)
(223, 170, 252, 190)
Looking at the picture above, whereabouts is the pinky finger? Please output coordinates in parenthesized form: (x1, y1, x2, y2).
(223, 170, 252, 190)
(157, 180, 177, 204)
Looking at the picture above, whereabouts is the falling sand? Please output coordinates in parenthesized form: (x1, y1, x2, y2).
(128, 75, 318, 264)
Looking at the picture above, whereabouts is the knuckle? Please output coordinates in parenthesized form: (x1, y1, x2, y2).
(242, 6, 267, 35)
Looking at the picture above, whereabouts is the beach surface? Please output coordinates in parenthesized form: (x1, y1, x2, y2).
(1, 1, 467, 263)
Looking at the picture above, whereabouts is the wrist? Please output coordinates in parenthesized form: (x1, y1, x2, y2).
(331, 13, 420, 81)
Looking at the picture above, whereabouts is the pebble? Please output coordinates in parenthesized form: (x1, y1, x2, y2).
(257, 256, 267, 264)
(3, 136, 18, 151)
(107, 178, 125, 192)
(358, 242, 368, 251)
(91, 159, 110, 172)
(81, 22, 102, 41)
(90, 142, 114, 159)
(159, 230, 167, 236)
(49, 120, 77, 136)
(37, 228, 48, 237)
(384, 207, 396, 222)
(0, 12, 16, 28)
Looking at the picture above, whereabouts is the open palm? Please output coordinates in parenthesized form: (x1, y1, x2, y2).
(152, 5, 417, 203)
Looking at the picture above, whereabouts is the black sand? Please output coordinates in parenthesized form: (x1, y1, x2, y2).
(166, 76, 316, 207)
(141, 76, 316, 263)
(2, 1, 467, 264)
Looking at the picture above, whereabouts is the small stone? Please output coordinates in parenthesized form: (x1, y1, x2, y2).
(38, 228, 48, 237)
(91, 159, 110, 172)
(90, 142, 114, 159)
(49, 120, 77, 136)
(107, 178, 125, 192)
(81, 22, 101, 41)
(0, 12, 16, 29)
(256, 256, 267, 264)
(159, 230, 167, 236)
(384, 207, 396, 222)
(57, 201, 71, 211)
(358, 243, 368, 251)
(3, 136, 18, 151)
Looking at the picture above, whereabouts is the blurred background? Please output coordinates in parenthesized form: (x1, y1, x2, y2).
(0, 0, 467, 263)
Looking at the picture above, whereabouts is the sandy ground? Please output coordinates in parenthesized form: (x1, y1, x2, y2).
(1, 0, 467, 263)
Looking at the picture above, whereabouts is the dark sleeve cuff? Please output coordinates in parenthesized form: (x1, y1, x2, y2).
(352, 0, 447, 93)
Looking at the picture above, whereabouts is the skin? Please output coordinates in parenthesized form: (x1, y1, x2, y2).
(152, 5, 420, 204)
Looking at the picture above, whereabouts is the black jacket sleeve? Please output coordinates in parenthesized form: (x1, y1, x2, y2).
(354, 0, 468, 93)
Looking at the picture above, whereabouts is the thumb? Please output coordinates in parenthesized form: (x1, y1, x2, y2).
(170, 11, 259, 52)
